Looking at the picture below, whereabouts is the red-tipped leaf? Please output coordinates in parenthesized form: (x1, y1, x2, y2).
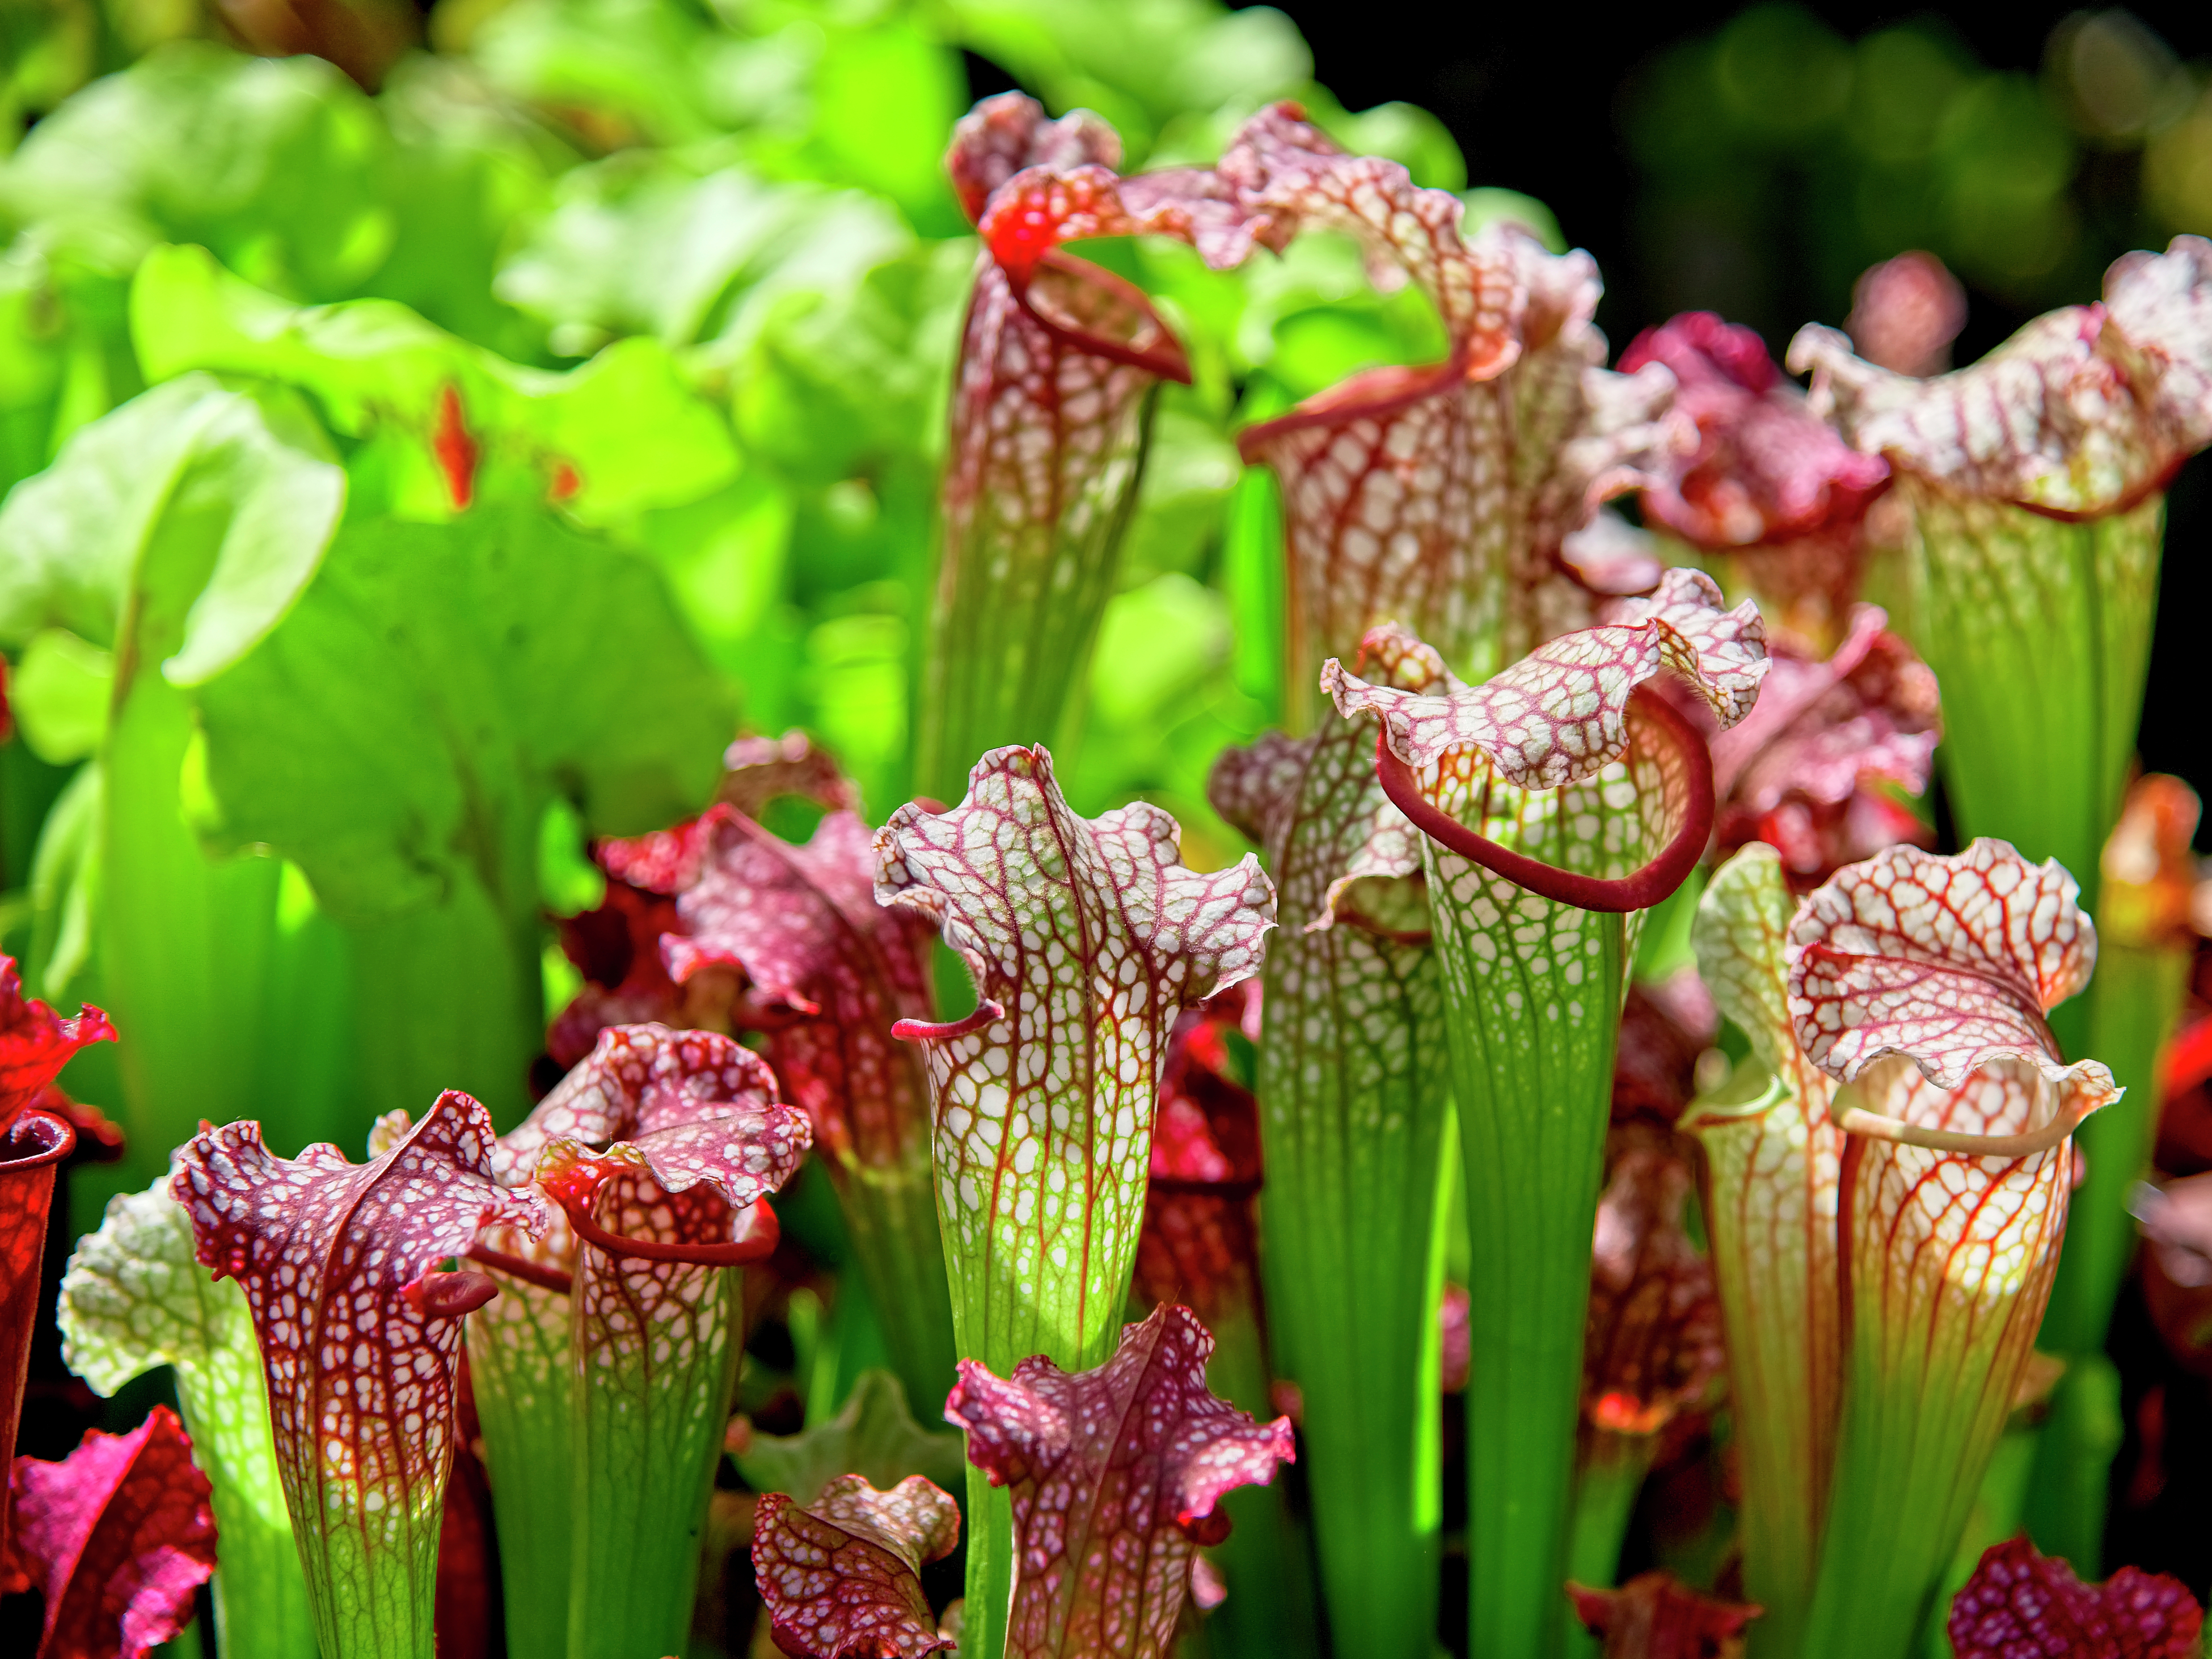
(944, 1303, 1294, 1659)
(753, 1474, 960, 1659)
(2, 1405, 217, 1659)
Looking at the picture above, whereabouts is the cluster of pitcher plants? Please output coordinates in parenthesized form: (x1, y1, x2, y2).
(6, 77, 2212, 1659)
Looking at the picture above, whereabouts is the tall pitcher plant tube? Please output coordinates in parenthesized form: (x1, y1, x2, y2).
(873, 745, 1274, 1659)
(1323, 568, 1767, 1658)
(1682, 845, 1850, 1658)
(1786, 237, 2212, 911)
(453, 1025, 811, 1659)
(1785, 842, 2118, 1659)
(1209, 699, 1452, 1659)
(169, 1091, 549, 1659)
(918, 96, 1196, 796)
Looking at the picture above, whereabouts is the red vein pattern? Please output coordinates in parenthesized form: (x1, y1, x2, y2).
(495, 1023, 810, 1207)
(169, 1091, 548, 1659)
(1682, 845, 1846, 1654)
(753, 1474, 960, 1659)
(1565, 1572, 1760, 1659)
(1786, 839, 2112, 1109)
(1948, 1537, 2202, 1659)
(2, 1405, 217, 1659)
(1582, 1133, 1724, 1437)
(873, 746, 1273, 1373)
(1699, 604, 1939, 884)
(1789, 237, 2212, 518)
(1229, 111, 1679, 681)
(1785, 842, 2114, 1658)
(0, 955, 115, 1137)
(1326, 568, 1766, 791)
(921, 95, 1196, 794)
(944, 1304, 1294, 1659)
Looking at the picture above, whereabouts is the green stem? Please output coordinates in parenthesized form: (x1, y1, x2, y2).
(1255, 922, 1454, 1659)
(832, 1159, 960, 1417)
(1433, 883, 1626, 1659)
(964, 1464, 1015, 1659)
(466, 1274, 575, 1659)
(567, 1259, 742, 1659)
(1563, 1430, 1659, 1659)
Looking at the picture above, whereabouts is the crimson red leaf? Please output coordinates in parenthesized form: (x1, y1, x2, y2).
(5, 1404, 217, 1659)
(1566, 1572, 1759, 1659)
(716, 730, 861, 820)
(168, 1090, 549, 1657)
(0, 1108, 73, 1568)
(0, 957, 115, 1137)
(753, 1474, 960, 1659)
(1622, 313, 1890, 552)
(944, 1303, 1294, 1659)
(1948, 1536, 2202, 1659)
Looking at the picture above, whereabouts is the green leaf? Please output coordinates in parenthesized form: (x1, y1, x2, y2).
(736, 1369, 967, 1506)
(496, 155, 913, 359)
(0, 42, 555, 352)
(11, 628, 115, 765)
(130, 245, 738, 524)
(0, 371, 344, 685)
(58, 1180, 317, 1659)
(195, 506, 732, 924)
